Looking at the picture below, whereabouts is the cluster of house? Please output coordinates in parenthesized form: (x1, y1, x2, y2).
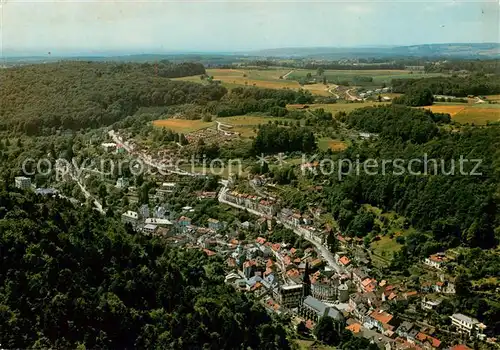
(222, 190, 278, 216)
(359, 87, 391, 100)
(220, 235, 349, 327)
(121, 203, 196, 236)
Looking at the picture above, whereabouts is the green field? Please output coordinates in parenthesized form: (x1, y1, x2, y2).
(220, 115, 298, 137)
(174, 68, 335, 96)
(363, 204, 416, 266)
(287, 69, 447, 87)
(152, 118, 214, 133)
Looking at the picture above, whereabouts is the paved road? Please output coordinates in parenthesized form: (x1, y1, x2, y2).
(69, 171, 105, 214)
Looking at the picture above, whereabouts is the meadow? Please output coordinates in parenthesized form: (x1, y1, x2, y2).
(175, 68, 339, 96)
(220, 115, 297, 137)
(287, 69, 447, 87)
(152, 119, 214, 133)
(317, 137, 348, 152)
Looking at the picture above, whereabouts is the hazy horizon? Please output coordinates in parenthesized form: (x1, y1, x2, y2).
(1, 0, 499, 57)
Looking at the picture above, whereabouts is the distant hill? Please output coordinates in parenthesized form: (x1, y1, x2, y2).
(248, 43, 500, 59)
(1, 43, 498, 66)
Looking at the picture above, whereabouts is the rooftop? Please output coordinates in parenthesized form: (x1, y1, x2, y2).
(122, 211, 138, 218)
(369, 309, 393, 325)
(451, 313, 479, 325)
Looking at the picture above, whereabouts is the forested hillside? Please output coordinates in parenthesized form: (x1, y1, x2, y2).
(0, 190, 290, 349)
(391, 74, 500, 96)
(331, 105, 500, 251)
(0, 62, 224, 135)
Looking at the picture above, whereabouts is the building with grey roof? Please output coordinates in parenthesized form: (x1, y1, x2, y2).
(299, 295, 344, 323)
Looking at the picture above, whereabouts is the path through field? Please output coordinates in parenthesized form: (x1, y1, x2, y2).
(282, 70, 294, 79)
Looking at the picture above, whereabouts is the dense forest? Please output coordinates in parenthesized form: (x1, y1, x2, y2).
(331, 105, 500, 250)
(210, 87, 314, 118)
(391, 74, 500, 96)
(0, 190, 290, 349)
(252, 124, 317, 155)
(0, 62, 224, 135)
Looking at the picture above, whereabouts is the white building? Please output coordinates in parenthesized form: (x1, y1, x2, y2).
(143, 224, 158, 235)
(450, 313, 486, 339)
(121, 211, 139, 226)
(101, 142, 117, 152)
(15, 176, 31, 190)
(145, 218, 172, 227)
(424, 254, 446, 270)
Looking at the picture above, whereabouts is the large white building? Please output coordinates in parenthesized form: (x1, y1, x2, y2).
(450, 313, 486, 339)
(121, 211, 139, 226)
(15, 176, 31, 190)
(142, 224, 158, 235)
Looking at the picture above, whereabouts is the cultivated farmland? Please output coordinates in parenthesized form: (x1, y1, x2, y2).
(287, 102, 390, 114)
(174, 68, 336, 96)
(421, 104, 500, 124)
(286, 69, 447, 87)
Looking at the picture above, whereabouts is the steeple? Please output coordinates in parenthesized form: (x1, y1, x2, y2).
(303, 261, 311, 298)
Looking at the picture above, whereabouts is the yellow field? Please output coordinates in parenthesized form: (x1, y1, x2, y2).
(318, 137, 348, 151)
(452, 108, 500, 125)
(152, 119, 214, 133)
(421, 104, 500, 124)
(485, 95, 500, 102)
(421, 105, 467, 116)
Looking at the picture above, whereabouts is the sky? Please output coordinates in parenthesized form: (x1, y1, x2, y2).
(0, 0, 499, 56)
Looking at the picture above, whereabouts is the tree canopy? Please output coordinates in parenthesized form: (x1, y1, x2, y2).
(0, 190, 290, 349)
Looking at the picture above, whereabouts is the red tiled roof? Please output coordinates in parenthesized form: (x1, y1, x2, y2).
(203, 249, 216, 257)
(339, 256, 351, 266)
(362, 278, 372, 287)
(405, 291, 418, 298)
(369, 309, 393, 324)
(346, 323, 362, 334)
(416, 333, 441, 348)
(256, 237, 266, 244)
(451, 345, 472, 350)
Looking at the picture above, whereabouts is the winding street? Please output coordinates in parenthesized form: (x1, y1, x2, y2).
(106, 129, 343, 273)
